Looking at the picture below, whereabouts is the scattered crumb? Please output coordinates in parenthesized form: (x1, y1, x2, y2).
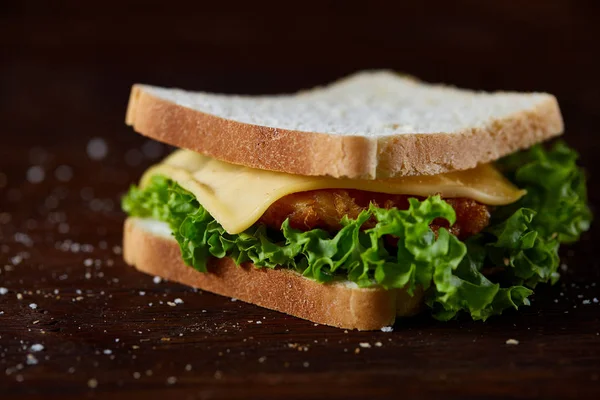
(174, 298, 183, 304)
(26, 354, 38, 365)
(103, 349, 112, 355)
(359, 342, 371, 348)
(230, 298, 238, 302)
(214, 370, 223, 379)
(303, 361, 310, 367)
(354, 348, 360, 354)
(185, 364, 192, 372)
(26, 166, 45, 184)
(583, 300, 591, 305)
(167, 302, 176, 307)
(506, 339, 520, 345)
(29, 303, 37, 310)
(375, 342, 383, 347)
(256, 321, 262, 325)
(30, 344, 44, 352)
(166, 376, 177, 385)
(381, 326, 393, 332)
(0, 287, 7, 295)
(133, 372, 141, 379)
(153, 276, 162, 284)
(87, 378, 98, 389)
(258, 356, 267, 363)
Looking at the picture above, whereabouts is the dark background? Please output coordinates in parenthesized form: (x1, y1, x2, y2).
(1, 1, 600, 399)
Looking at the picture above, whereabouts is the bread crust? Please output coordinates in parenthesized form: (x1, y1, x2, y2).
(123, 218, 424, 330)
(126, 84, 563, 179)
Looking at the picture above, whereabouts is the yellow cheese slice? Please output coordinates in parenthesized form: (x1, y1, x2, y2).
(141, 150, 525, 234)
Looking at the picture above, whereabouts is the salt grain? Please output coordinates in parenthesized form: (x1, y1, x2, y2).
(26, 166, 45, 184)
(381, 326, 393, 332)
(153, 276, 162, 284)
(174, 298, 183, 304)
(0, 288, 7, 295)
(30, 344, 44, 352)
(29, 303, 37, 310)
(87, 138, 108, 160)
(54, 165, 73, 182)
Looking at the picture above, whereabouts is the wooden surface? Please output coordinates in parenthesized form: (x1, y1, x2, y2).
(1, 1, 600, 398)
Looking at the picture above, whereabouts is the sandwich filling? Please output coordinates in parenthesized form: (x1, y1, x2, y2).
(123, 141, 591, 321)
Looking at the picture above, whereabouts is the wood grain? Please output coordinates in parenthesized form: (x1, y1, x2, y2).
(1, 1, 600, 398)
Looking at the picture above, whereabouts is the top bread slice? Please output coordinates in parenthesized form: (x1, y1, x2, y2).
(125, 70, 563, 179)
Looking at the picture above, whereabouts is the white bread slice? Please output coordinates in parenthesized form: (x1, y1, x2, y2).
(126, 70, 563, 179)
(123, 217, 424, 330)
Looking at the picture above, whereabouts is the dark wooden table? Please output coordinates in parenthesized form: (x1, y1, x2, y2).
(2, 1, 600, 398)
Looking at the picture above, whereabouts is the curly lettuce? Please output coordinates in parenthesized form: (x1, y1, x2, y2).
(122, 141, 591, 321)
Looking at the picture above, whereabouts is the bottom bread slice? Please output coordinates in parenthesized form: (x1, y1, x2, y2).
(123, 217, 424, 330)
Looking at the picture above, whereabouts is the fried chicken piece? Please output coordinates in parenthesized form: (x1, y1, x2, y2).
(259, 189, 490, 240)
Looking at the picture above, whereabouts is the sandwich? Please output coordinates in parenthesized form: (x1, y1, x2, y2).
(121, 71, 591, 330)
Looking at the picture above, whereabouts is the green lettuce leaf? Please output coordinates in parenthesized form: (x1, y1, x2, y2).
(122, 141, 590, 322)
(496, 141, 592, 243)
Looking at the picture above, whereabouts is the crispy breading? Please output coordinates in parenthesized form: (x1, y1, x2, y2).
(259, 189, 490, 239)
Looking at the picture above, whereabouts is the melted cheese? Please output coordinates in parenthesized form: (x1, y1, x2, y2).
(141, 150, 525, 234)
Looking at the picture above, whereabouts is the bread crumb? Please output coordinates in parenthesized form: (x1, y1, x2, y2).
(185, 364, 192, 372)
(174, 298, 183, 304)
(359, 342, 371, 348)
(29, 303, 37, 310)
(381, 326, 393, 332)
(375, 342, 383, 347)
(153, 276, 162, 284)
(0, 287, 7, 295)
(354, 348, 360, 354)
(166, 376, 177, 385)
(87, 378, 98, 389)
(506, 339, 519, 345)
(133, 372, 141, 379)
(214, 370, 223, 379)
(258, 356, 267, 363)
